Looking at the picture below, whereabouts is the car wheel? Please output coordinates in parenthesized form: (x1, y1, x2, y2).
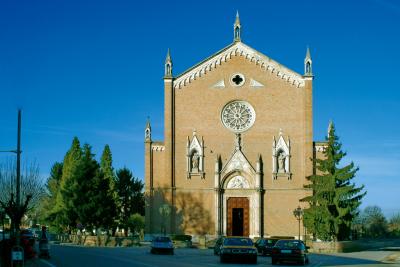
(300, 257, 306, 265)
(271, 258, 277, 265)
(252, 256, 257, 264)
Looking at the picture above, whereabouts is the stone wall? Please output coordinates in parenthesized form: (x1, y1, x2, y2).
(54, 234, 140, 247)
(310, 239, 400, 253)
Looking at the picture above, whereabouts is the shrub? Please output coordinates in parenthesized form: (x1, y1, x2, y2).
(171, 234, 192, 242)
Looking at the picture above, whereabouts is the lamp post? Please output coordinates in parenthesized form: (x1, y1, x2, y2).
(293, 206, 303, 240)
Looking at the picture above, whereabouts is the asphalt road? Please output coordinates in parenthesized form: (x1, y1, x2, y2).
(26, 244, 400, 267)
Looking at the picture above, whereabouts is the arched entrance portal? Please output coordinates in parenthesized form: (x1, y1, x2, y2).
(227, 197, 249, 236)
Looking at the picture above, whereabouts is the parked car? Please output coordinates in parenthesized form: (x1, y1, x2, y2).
(219, 237, 257, 264)
(213, 236, 224, 255)
(20, 229, 36, 259)
(150, 236, 174, 255)
(271, 239, 309, 265)
(254, 238, 279, 256)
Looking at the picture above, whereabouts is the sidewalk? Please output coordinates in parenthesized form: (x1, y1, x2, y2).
(25, 256, 55, 267)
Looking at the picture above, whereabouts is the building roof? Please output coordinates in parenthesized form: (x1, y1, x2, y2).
(173, 41, 306, 89)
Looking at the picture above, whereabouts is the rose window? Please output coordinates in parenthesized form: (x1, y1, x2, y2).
(221, 100, 256, 133)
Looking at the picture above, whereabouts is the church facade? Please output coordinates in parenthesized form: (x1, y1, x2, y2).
(144, 14, 326, 238)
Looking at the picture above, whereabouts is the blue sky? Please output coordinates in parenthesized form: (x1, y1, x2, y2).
(1, 0, 399, 217)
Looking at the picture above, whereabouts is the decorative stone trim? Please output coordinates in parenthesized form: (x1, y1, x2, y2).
(272, 129, 292, 180)
(187, 130, 205, 179)
(315, 144, 327, 152)
(250, 78, 264, 88)
(173, 42, 305, 90)
(212, 80, 225, 88)
(152, 145, 165, 151)
(229, 73, 245, 87)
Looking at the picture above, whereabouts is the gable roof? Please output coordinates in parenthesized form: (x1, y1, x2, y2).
(173, 41, 306, 89)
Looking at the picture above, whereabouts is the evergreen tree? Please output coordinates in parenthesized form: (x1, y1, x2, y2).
(72, 144, 101, 230)
(301, 122, 366, 241)
(53, 137, 82, 230)
(115, 168, 144, 236)
(97, 145, 118, 230)
(37, 162, 63, 229)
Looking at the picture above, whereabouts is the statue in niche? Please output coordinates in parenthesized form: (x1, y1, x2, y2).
(278, 152, 286, 173)
(191, 152, 199, 172)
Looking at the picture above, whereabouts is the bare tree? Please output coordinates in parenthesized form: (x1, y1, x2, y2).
(0, 159, 45, 234)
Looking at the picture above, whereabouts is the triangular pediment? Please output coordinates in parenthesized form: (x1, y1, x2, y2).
(173, 42, 305, 89)
(221, 148, 256, 177)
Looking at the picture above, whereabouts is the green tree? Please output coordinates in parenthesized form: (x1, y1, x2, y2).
(53, 137, 82, 230)
(359, 206, 388, 238)
(99, 145, 118, 230)
(68, 144, 118, 233)
(388, 213, 400, 237)
(301, 122, 366, 241)
(36, 162, 63, 230)
(127, 213, 145, 235)
(72, 144, 101, 231)
(115, 168, 144, 236)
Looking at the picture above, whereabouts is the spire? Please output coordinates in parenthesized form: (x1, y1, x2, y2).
(327, 120, 334, 138)
(304, 46, 313, 76)
(145, 117, 151, 141)
(235, 133, 242, 151)
(233, 11, 241, 42)
(164, 48, 173, 78)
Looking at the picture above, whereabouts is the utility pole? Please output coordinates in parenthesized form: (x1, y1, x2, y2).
(16, 110, 21, 210)
(16, 109, 22, 244)
(1, 110, 24, 264)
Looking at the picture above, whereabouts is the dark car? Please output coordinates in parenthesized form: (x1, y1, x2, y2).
(20, 229, 36, 259)
(219, 237, 257, 264)
(254, 238, 279, 256)
(213, 236, 224, 255)
(271, 239, 309, 265)
(150, 236, 174, 255)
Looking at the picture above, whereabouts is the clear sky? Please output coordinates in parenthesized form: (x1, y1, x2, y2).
(1, 0, 399, 217)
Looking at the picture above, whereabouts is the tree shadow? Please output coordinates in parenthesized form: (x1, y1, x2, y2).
(145, 188, 212, 236)
(175, 192, 213, 235)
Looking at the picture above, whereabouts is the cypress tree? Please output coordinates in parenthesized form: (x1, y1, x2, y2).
(52, 137, 82, 230)
(97, 145, 118, 230)
(301, 122, 366, 241)
(73, 143, 100, 230)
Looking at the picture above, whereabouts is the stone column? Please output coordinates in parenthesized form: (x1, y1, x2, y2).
(256, 157, 264, 237)
(214, 156, 221, 236)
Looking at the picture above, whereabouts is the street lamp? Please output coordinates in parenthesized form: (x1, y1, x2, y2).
(293, 206, 303, 240)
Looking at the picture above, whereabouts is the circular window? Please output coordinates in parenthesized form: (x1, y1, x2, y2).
(230, 73, 245, 87)
(221, 100, 256, 133)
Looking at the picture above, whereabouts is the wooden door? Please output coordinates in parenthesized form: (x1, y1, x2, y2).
(227, 197, 249, 236)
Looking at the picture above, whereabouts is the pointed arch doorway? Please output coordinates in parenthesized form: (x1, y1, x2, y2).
(227, 197, 249, 236)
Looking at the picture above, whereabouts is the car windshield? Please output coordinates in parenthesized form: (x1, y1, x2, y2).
(275, 240, 304, 249)
(224, 238, 253, 246)
(154, 237, 171, 242)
